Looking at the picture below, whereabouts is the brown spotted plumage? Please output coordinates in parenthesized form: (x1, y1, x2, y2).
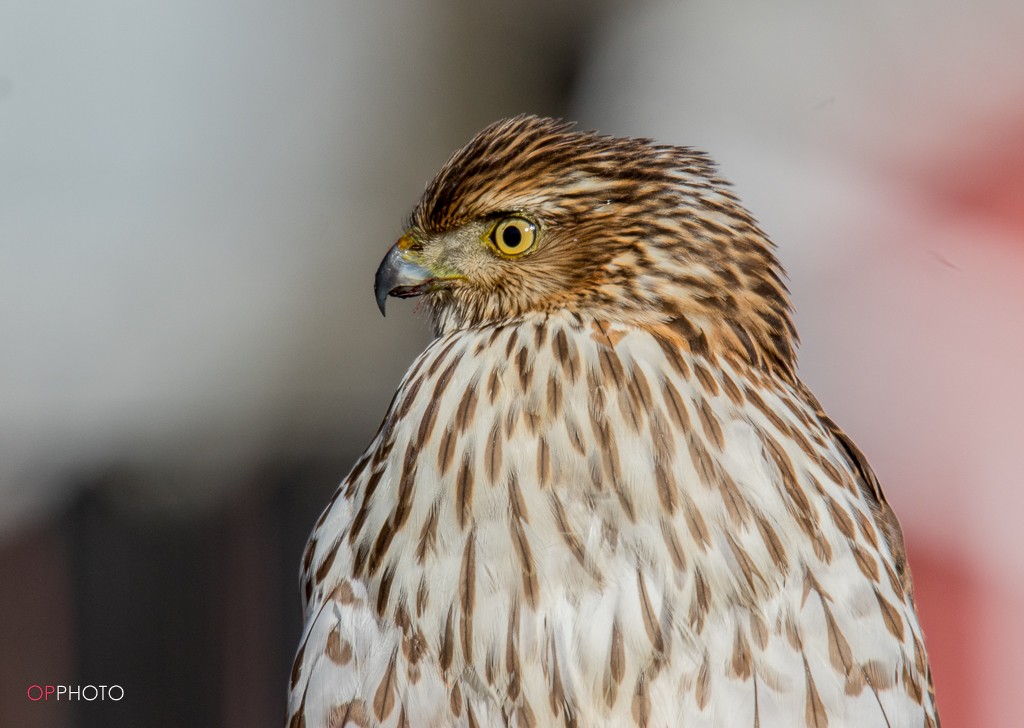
(288, 116, 939, 727)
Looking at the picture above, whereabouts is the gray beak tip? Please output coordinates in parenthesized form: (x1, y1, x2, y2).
(373, 242, 434, 318)
(374, 247, 399, 316)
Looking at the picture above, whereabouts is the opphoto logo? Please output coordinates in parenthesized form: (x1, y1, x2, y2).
(27, 685, 124, 701)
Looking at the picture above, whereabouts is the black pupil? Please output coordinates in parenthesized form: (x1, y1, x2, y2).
(501, 225, 523, 249)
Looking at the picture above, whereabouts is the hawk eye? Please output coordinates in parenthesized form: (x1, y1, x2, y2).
(489, 217, 537, 257)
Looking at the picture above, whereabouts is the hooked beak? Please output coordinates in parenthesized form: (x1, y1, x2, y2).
(373, 238, 436, 316)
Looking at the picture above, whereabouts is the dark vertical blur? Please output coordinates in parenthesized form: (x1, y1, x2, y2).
(66, 472, 222, 727)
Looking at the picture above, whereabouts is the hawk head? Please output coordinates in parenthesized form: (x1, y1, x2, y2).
(375, 115, 797, 375)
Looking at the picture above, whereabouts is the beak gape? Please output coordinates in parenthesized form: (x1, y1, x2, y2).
(373, 244, 435, 315)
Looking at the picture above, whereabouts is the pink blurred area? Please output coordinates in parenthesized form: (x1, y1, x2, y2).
(825, 94, 1024, 728)
(575, 2, 1024, 724)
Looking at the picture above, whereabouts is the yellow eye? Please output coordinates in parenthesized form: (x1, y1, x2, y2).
(489, 217, 537, 257)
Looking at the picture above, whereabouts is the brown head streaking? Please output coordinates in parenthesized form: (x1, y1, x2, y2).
(381, 116, 797, 378)
(292, 116, 938, 728)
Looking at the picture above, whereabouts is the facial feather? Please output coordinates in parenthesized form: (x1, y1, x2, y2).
(401, 115, 797, 378)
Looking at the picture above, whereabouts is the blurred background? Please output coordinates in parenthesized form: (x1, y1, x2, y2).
(2, 1, 1022, 725)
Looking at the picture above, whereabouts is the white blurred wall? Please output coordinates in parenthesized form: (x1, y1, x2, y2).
(0, 0, 598, 527)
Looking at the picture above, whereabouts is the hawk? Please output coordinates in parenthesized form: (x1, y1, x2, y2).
(288, 116, 939, 727)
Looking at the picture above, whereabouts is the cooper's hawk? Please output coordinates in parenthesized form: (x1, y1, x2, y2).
(287, 116, 939, 727)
